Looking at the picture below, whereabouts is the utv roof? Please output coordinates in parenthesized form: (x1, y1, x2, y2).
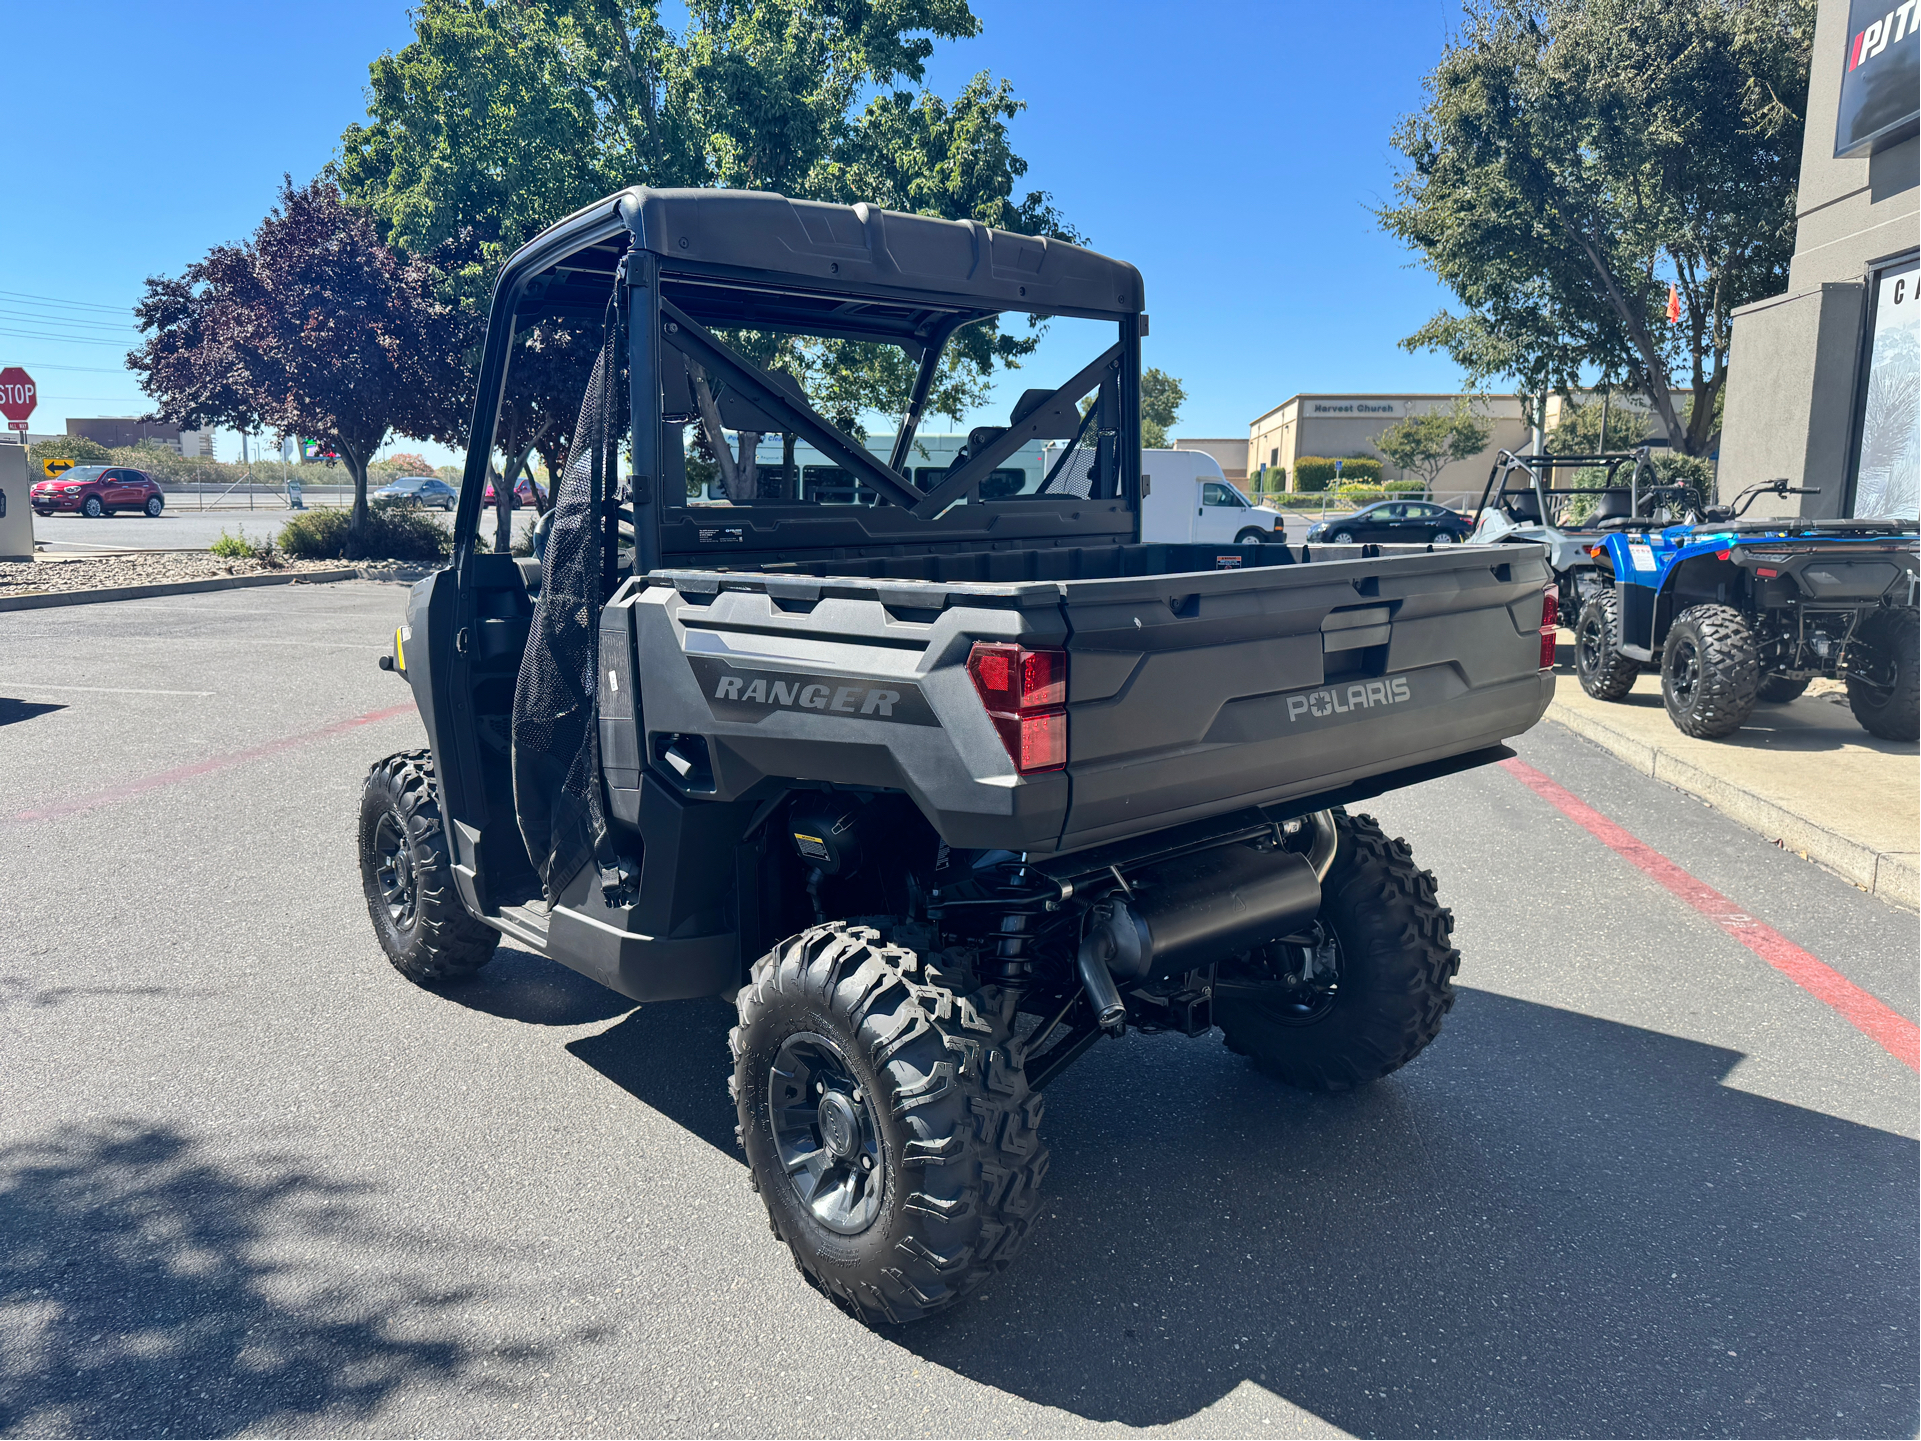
(505, 187, 1144, 323)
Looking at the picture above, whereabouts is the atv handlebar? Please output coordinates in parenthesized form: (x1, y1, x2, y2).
(1703, 478, 1823, 522)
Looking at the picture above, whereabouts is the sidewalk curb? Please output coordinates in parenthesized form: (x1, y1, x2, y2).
(1546, 700, 1919, 910)
(0, 568, 361, 613)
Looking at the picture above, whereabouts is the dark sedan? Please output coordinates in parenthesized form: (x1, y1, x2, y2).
(373, 476, 459, 510)
(1305, 499, 1471, 545)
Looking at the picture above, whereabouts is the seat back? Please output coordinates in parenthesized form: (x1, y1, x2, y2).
(1502, 488, 1542, 523)
(1592, 487, 1633, 522)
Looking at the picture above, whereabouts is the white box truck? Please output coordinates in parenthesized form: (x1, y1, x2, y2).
(1043, 445, 1286, 544)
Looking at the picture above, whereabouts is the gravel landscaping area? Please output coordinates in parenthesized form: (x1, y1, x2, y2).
(0, 552, 423, 594)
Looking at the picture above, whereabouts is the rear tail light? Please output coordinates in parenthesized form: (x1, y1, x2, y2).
(1540, 586, 1559, 670)
(967, 641, 1068, 774)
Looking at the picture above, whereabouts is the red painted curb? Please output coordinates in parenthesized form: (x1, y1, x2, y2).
(6, 702, 420, 826)
(1500, 756, 1919, 1072)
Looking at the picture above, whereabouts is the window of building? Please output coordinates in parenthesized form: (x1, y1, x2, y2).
(1849, 254, 1919, 518)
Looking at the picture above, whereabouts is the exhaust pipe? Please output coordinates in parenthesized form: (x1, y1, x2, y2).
(1076, 824, 1329, 1020)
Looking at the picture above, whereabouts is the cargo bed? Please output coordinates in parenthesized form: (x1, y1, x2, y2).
(618, 539, 1555, 855)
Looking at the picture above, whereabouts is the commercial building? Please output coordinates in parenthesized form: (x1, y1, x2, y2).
(1718, 0, 1918, 518)
(66, 417, 214, 457)
(1244, 393, 1529, 496)
(1169, 438, 1247, 482)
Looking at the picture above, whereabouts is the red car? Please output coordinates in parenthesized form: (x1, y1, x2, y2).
(481, 476, 542, 510)
(31, 466, 165, 518)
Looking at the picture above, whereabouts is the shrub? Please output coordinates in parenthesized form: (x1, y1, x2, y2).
(1383, 479, 1426, 494)
(278, 505, 451, 562)
(1293, 456, 1382, 491)
(28, 436, 111, 466)
(211, 525, 282, 565)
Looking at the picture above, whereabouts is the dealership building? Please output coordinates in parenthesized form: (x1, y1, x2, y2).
(1244, 393, 1530, 495)
(1719, 0, 1918, 518)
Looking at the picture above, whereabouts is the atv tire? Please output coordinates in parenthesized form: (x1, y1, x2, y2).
(359, 749, 499, 983)
(1575, 592, 1641, 701)
(1847, 609, 1920, 741)
(1755, 674, 1810, 704)
(731, 923, 1047, 1325)
(1661, 604, 1758, 738)
(1216, 810, 1459, 1091)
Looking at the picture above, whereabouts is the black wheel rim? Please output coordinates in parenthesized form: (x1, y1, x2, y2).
(1670, 637, 1701, 707)
(1577, 615, 1607, 676)
(372, 809, 419, 932)
(768, 1031, 884, 1235)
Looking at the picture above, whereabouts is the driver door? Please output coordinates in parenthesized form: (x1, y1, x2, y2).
(1197, 481, 1247, 543)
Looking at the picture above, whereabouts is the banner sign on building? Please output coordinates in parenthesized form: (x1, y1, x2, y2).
(1835, 0, 1920, 157)
(1850, 258, 1919, 519)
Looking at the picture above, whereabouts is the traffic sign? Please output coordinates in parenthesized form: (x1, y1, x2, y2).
(0, 367, 37, 424)
(41, 458, 74, 479)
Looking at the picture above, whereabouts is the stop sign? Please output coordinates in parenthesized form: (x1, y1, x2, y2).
(0, 367, 37, 424)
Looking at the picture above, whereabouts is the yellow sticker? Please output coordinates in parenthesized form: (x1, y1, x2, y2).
(394, 627, 407, 671)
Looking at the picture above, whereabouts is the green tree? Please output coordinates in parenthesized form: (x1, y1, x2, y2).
(337, 0, 1075, 455)
(1372, 401, 1494, 489)
(1548, 395, 1654, 454)
(1379, 0, 1815, 457)
(1139, 368, 1185, 449)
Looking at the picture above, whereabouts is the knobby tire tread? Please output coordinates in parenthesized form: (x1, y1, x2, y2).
(1217, 810, 1459, 1092)
(1662, 603, 1759, 739)
(730, 923, 1048, 1325)
(359, 748, 499, 983)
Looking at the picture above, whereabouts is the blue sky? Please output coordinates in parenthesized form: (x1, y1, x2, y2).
(1, 0, 1474, 463)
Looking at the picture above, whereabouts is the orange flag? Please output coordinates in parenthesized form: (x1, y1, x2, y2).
(1666, 283, 1680, 323)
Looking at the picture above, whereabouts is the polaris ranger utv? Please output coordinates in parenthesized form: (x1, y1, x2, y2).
(358, 188, 1556, 1324)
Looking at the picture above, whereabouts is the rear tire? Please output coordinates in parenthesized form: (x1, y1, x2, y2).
(731, 924, 1047, 1325)
(1847, 609, 1920, 742)
(1216, 810, 1459, 1091)
(1755, 674, 1809, 704)
(359, 749, 499, 984)
(1661, 604, 1758, 738)
(1575, 592, 1641, 701)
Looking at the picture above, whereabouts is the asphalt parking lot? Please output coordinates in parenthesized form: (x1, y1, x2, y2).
(1, 582, 1915, 1439)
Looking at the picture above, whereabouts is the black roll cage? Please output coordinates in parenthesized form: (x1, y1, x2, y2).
(1474, 446, 1701, 525)
(451, 189, 1146, 579)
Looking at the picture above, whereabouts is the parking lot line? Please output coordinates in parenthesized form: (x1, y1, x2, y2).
(4, 701, 418, 827)
(1500, 755, 1920, 1071)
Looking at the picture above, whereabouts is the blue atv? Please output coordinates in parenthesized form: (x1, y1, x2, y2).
(1574, 479, 1920, 740)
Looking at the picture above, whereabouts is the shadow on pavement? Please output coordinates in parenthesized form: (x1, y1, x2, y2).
(435, 947, 636, 1027)
(0, 700, 65, 729)
(0, 1122, 498, 1437)
(567, 981, 1918, 1436)
(893, 988, 1920, 1437)
(566, 998, 740, 1154)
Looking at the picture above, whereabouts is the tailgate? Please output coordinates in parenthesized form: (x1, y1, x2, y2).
(1057, 544, 1554, 850)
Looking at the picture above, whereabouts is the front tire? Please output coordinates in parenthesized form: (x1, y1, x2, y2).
(1661, 604, 1758, 738)
(81, 496, 103, 518)
(1235, 527, 1269, 546)
(1847, 609, 1920, 741)
(359, 749, 499, 984)
(1330, 529, 1355, 543)
(731, 924, 1047, 1325)
(1216, 810, 1459, 1092)
(1575, 592, 1641, 701)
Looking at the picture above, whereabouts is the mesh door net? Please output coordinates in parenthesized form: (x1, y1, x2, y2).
(511, 323, 623, 903)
